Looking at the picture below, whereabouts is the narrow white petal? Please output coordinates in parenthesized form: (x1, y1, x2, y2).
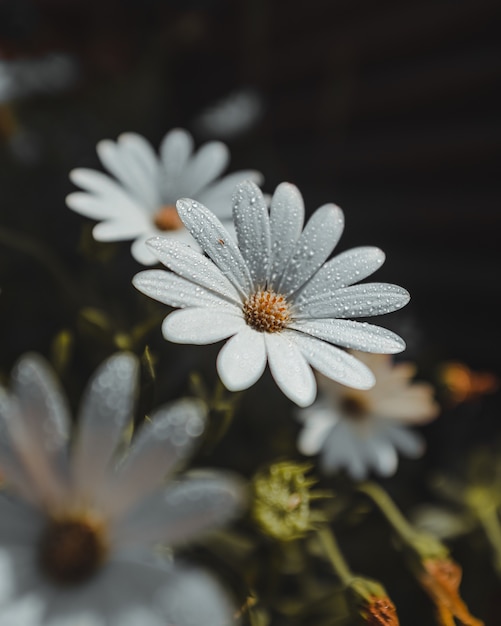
(384, 424, 424, 458)
(293, 333, 375, 389)
(296, 409, 336, 455)
(197, 170, 263, 216)
(6, 355, 70, 506)
(216, 328, 266, 391)
(321, 421, 368, 479)
(66, 192, 124, 220)
(177, 141, 229, 197)
(133, 269, 237, 310)
(163, 308, 244, 344)
(366, 437, 399, 476)
(146, 238, 242, 304)
(176, 198, 252, 295)
(297, 282, 411, 318)
(100, 399, 206, 519)
(290, 319, 406, 354)
(159, 129, 194, 194)
(277, 204, 344, 297)
(130, 233, 160, 265)
(264, 332, 316, 407)
(97, 139, 155, 210)
(71, 354, 138, 501)
(116, 133, 162, 210)
(268, 183, 305, 287)
(93, 216, 150, 241)
(113, 474, 244, 548)
(158, 562, 235, 626)
(294, 246, 386, 304)
(232, 180, 271, 288)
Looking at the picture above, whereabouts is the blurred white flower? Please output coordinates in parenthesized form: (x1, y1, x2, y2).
(66, 129, 263, 265)
(133, 181, 409, 407)
(193, 88, 264, 139)
(0, 54, 78, 103)
(0, 352, 244, 626)
(297, 352, 440, 479)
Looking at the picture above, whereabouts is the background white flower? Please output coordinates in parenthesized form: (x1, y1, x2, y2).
(0, 352, 244, 626)
(66, 128, 263, 265)
(133, 180, 410, 407)
(296, 351, 440, 480)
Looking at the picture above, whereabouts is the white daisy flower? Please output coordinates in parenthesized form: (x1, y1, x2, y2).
(296, 352, 440, 480)
(132, 180, 410, 408)
(0, 352, 244, 626)
(65, 128, 263, 265)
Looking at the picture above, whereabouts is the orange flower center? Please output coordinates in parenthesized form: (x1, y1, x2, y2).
(153, 204, 184, 231)
(340, 393, 370, 420)
(243, 290, 291, 333)
(38, 515, 108, 586)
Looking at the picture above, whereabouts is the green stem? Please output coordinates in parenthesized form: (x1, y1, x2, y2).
(316, 526, 353, 586)
(357, 482, 416, 543)
(475, 505, 501, 575)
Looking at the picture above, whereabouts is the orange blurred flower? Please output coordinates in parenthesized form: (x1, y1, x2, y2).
(362, 595, 399, 626)
(438, 361, 499, 406)
(418, 558, 483, 626)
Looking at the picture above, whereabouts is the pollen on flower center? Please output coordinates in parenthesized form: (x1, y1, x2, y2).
(243, 290, 291, 333)
(38, 515, 108, 586)
(153, 204, 184, 231)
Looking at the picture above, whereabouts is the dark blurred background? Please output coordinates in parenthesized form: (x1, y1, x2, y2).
(1, 0, 501, 623)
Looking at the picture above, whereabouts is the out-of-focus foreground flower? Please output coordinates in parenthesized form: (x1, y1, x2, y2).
(66, 128, 263, 265)
(133, 180, 409, 407)
(0, 352, 244, 626)
(297, 352, 439, 479)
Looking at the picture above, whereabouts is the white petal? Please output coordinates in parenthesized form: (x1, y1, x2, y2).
(163, 308, 244, 345)
(7, 355, 70, 507)
(93, 216, 149, 241)
(159, 129, 194, 194)
(297, 283, 411, 318)
(115, 133, 162, 210)
(264, 332, 316, 407)
(267, 183, 304, 287)
(113, 473, 244, 548)
(232, 181, 270, 289)
(384, 424, 424, 458)
(290, 319, 406, 353)
(146, 238, 242, 304)
(296, 409, 336, 455)
(0, 496, 43, 546)
(366, 437, 399, 476)
(71, 354, 138, 502)
(100, 399, 206, 519)
(295, 246, 386, 304)
(197, 170, 263, 216)
(130, 233, 160, 265)
(176, 198, 252, 295)
(158, 562, 235, 626)
(97, 139, 157, 210)
(216, 327, 266, 391)
(133, 269, 237, 310)
(277, 204, 344, 297)
(177, 141, 229, 197)
(293, 333, 375, 389)
(321, 421, 368, 479)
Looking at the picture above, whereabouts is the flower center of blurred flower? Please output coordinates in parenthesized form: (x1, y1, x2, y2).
(243, 290, 291, 333)
(153, 204, 184, 231)
(38, 515, 108, 586)
(340, 394, 370, 420)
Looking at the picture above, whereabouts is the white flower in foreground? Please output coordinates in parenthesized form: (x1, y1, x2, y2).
(0, 353, 244, 626)
(133, 180, 410, 407)
(297, 352, 440, 480)
(66, 128, 262, 265)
